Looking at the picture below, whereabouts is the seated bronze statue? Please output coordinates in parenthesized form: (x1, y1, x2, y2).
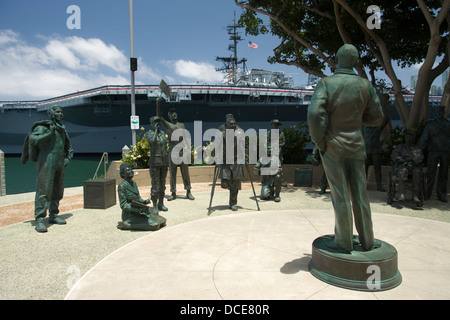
(390, 130, 424, 204)
(254, 145, 283, 202)
(117, 163, 166, 231)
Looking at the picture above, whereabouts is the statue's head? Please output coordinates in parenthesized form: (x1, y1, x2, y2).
(271, 119, 282, 128)
(225, 113, 234, 121)
(168, 108, 177, 121)
(226, 117, 237, 130)
(47, 105, 63, 122)
(119, 163, 133, 179)
(336, 44, 359, 69)
(149, 116, 160, 129)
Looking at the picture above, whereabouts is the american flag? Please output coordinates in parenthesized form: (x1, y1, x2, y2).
(248, 41, 258, 49)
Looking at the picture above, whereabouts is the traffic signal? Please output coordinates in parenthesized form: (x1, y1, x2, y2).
(130, 57, 138, 72)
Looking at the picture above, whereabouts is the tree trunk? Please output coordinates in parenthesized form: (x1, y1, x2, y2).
(408, 0, 449, 129)
(441, 77, 450, 118)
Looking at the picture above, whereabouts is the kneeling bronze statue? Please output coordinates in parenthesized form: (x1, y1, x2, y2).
(117, 163, 166, 231)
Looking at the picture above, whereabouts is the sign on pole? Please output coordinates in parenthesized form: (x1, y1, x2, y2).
(130, 115, 140, 130)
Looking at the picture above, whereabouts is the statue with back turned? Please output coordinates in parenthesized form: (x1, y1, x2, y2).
(307, 44, 384, 253)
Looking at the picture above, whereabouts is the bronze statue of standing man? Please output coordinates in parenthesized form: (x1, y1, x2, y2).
(156, 103, 194, 201)
(419, 105, 449, 202)
(21, 105, 73, 233)
(307, 44, 383, 253)
(220, 116, 245, 211)
(145, 115, 169, 214)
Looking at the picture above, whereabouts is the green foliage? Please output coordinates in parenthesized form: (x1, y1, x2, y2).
(121, 128, 150, 169)
(282, 122, 311, 164)
(122, 128, 204, 169)
(237, 1, 447, 73)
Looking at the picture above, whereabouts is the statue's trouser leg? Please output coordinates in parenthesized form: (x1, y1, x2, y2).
(436, 153, 449, 200)
(35, 162, 61, 221)
(260, 184, 270, 200)
(426, 153, 438, 199)
(322, 154, 374, 252)
(412, 167, 423, 196)
(427, 152, 449, 200)
(158, 166, 168, 209)
(320, 172, 328, 190)
(274, 173, 282, 197)
(229, 180, 240, 206)
(49, 166, 64, 218)
(372, 153, 383, 188)
(179, 163, 192, 191)
(168, 159, 178, 194)
(150, 167, 161, 211)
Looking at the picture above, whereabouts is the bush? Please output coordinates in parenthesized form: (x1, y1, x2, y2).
(122, 128, 202, 168)
(282, 122, 311, 164)
(121, 128, 150, 169)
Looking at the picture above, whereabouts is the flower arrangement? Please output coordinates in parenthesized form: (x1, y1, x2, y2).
(121, 127, 150, 169)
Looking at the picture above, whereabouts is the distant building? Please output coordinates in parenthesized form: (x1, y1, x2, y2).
(411, 75, 418, 91)
(430, 85, 441, 95)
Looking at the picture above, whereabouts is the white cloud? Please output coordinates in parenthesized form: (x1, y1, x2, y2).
(0, 29, 20, 46)
(135, 59, 164, 84)
(0, 31, 136, 100)
(0, 30, 224, 101)
(169, 59, 224, 84)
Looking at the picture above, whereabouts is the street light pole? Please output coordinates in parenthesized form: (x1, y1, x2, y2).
(129, 0, 137, 146)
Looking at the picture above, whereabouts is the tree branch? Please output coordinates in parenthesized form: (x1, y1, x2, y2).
(235, 0, 336, 68)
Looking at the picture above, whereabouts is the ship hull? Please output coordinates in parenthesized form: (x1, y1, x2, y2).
(1, 84, 442, 155)
(1, 85, 310, 154)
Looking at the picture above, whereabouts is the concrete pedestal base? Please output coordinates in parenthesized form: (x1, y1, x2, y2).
(309, 235, 402, 291)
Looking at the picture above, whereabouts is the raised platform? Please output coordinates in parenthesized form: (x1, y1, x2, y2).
(309, 235, 402, 291)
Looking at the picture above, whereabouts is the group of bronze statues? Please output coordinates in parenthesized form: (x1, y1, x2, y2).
(22, 45, 448, 240)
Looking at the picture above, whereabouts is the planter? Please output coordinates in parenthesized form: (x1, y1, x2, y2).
(83, 178, 116, 209)
(107, 161, 422, 192)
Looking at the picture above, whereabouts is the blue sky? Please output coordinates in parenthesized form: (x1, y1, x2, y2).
(0, 0, 445, 101)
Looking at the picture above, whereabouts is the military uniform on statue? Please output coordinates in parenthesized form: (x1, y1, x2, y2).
(21, 105, 73, 233)
(419, 105, 449, 202)
(156, 101, 194, 201)
(307, 44, 401, 291)
(219, 116, 244, 211)
(145, 115, 169, 214)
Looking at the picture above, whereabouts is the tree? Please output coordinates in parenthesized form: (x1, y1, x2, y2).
(235, 0, 449, 129)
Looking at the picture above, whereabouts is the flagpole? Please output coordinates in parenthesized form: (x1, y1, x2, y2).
(129, 0, 136, 146)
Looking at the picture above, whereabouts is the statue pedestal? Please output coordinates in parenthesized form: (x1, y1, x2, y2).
(309, 235, 402, 291)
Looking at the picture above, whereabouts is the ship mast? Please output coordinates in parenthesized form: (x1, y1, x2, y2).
(216, 12, 247, 85)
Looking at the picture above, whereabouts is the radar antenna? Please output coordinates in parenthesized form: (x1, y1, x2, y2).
(216, 12, 247, 84)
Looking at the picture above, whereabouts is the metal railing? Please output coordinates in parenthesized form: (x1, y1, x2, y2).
(93, 152, 108, 180)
